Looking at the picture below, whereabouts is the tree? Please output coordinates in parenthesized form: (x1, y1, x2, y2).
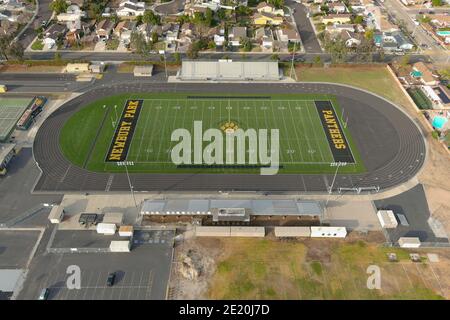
(268, 0, 284, 9)
(400, 53, 411, 67)
(49, 0, 68, 15)
(54, 52, 62, 62)
(324, 34, 348, 64)
(438, 68, 450, 81)
(353, 15, 364, 24)
(313, 55, 322, 65)
(217, 8, 226, 21)
(174, 52, 181, 64)
(204, 8, 214, 27)
(151, 32, 159, 44)
(364, 28, 374, 40)
(270, 53, 279, 61)
(130, 31, 151, 57)
(241, 37, 252, 52)
(355, 38, 374, 63)
(8, 42, 24, 61)
(143, 10, 161, 25)
(0, 34, 12, 59)
(432, 0, 442, 6)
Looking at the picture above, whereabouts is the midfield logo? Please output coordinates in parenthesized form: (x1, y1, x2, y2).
(170, 121, 280, 175)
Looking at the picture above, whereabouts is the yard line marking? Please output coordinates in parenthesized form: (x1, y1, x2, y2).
(287, 100, 305, 163)
(134, 100, 154, 161)
(155, 100, 170, 162)
(305, 100, 328, 163)
(294, 100, 314, 163)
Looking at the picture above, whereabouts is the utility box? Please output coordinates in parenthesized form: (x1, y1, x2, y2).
(48, 205, 65, 224)
(377, 210, 398, 229)
(65, 63, 90, 73)
(310, 226, 347, 238)
(229, 227, 265, 237)
(274, 226, 311, 237)
(96, 223, 116, 235)
(110, 240, 131, 252)
(398, 237, 421, 248)
(133, 65, 153, 77)
(119, 225, 133, 237)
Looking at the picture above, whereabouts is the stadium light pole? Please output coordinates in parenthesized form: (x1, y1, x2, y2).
(159, 50, 168, 78)
(326, 162, 342, 206)
(289, 42, 296, 80)
(120, 162, 138, 209)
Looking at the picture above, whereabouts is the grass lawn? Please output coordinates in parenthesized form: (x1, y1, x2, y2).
(296, 66, 413, 109)
(208, 239, 445, 300)
(59, 92, 365, 174)
(31, 39, 44, 51)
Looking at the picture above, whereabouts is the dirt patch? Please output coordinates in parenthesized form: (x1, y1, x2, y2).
(0, 65, 64, 73)
(168, 238, 223, 299)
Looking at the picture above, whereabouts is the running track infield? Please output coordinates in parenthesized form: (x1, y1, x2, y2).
(33, 83, 426, 193)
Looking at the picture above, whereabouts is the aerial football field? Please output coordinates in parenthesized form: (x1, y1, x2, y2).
(60, 93, 364, 174)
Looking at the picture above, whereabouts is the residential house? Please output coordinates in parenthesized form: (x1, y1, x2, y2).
(114, 20, 137, 44)
(209, 25, 225, 46)
(392, 31, 413, 51)
(138, 23, 162, 42)
(117, 0, 146, 17)
(95, 19, 114, 40)
(177, 22, 197, 51)
(228, 26, 247, 46)
(0, 10, 17, 22)
(65, 20, 94, 44)
(430, 15, 450, 28)
(412, 62, 440, 86)
(255, 27, 274, 49)
(326, 23, 355, 34)
(185, 5, 208, 17)
(256, 2, 284, 16)
(348, 0, 365, 13)
(275, 26, 301, 43)
(322, 14, 352, 25)
(56, 5, 86, 31)
(364, 5, 381, 30)
(328, 3, 347, 14)
(381, 31, 413, 51)
(43, 23, 67, 48)
(253, 12, 283, 26)
(162, 23, 180, 50)
(340, 30, 362, 47)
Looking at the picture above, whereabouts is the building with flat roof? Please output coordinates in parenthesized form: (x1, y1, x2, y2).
(176, 60, 282, 81)
(141, 198, 323, 225)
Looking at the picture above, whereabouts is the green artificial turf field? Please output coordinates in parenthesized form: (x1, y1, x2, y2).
(60, 93, 365, 174)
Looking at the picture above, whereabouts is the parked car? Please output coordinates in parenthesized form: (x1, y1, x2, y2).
(38, 288, 49, 300)
(107, 272, 116, 286)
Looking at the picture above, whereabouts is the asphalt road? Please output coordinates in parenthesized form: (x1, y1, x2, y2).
(17, 0, 53, 49)
(287, 0, 322, 53)
(0, 148, 62, 226)
(381, 0, 443, 52)
(154, 0, 185, 15)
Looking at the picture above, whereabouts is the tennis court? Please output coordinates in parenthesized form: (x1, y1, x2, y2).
(0, 97, 33, 141)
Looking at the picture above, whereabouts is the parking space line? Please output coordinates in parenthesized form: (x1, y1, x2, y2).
(144, 270, 154, 300)
(131, 270, 144, 300)
(90, 270, 103, 300)
(117, 272, 129, 300)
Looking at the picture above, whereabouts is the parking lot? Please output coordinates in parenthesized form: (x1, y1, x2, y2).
(0, 229, 41, 269)
(19, 230, 175, 300)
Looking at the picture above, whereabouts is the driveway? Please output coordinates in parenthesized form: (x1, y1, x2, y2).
(17, 0, 54, 49)
(286, 0, 322, 53)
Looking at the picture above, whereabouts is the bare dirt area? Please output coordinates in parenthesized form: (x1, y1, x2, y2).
(169, 234, 447, 299)
(168, 238, 223, 299)
(0, 65, 64, 73)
